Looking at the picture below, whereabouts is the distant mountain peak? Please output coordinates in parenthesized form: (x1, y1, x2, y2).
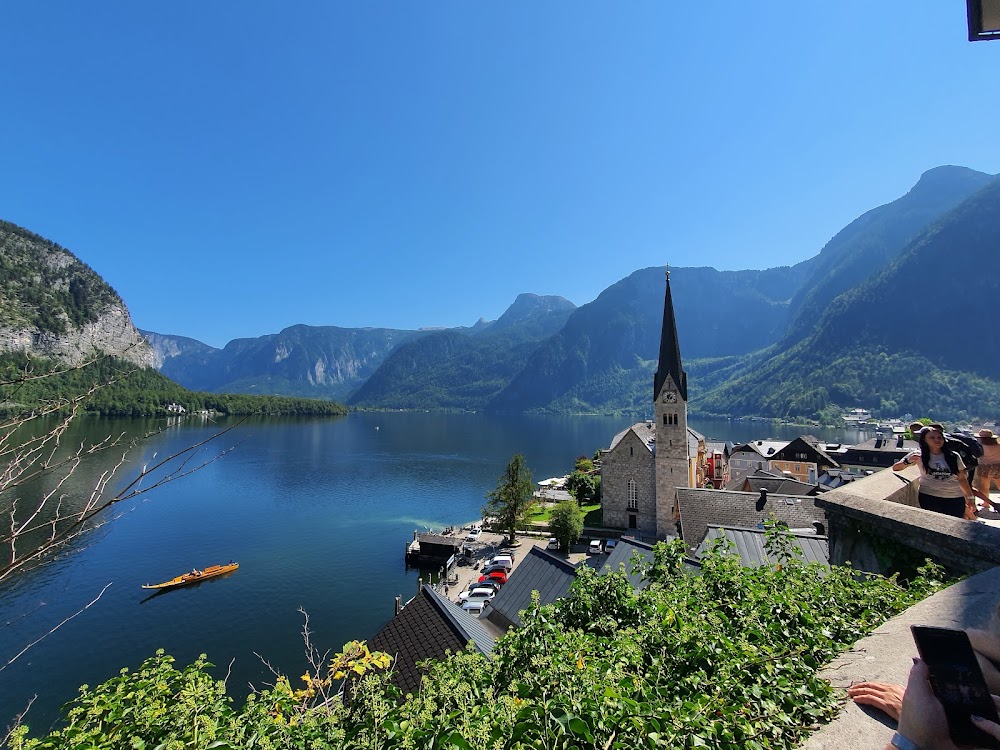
(494, 293, 576, 329)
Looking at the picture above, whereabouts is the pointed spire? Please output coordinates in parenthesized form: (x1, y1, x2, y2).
(653, 266, 687, 402)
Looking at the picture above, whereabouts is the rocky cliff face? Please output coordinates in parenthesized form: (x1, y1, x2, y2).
(0, 307, 153, 368)
(0, 220, 154, 368)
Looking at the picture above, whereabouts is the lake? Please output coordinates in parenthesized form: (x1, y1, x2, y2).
(0, 412, 872, 732)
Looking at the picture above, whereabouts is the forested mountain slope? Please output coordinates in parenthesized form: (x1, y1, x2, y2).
(781, 165, 993, 345)
(694, 175, 1000, 421)
(0, 221, 152, 367)
(348, 294, 575, 410)
(486, 264, 810, 414)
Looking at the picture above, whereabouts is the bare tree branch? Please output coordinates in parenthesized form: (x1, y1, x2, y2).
(0, 582, 113, 673)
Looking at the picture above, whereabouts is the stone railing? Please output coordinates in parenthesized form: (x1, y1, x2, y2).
(816, 465, 1000, 576)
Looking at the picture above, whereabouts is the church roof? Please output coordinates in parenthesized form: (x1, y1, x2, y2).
(609, 421, 656, 452)
(653, 269, 687, 403)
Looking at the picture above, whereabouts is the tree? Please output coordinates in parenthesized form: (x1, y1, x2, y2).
(547, 500, 583, 553)
(573, 455, 594, 473)
(566, 470, 600, 505)
(482, 453, 534, 545)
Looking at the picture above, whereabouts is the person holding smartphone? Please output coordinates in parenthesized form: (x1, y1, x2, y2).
(893, 425, 989, 519)
(886, 658, 1000, 750)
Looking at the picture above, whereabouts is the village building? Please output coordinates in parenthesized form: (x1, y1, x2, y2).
(835, 435, 918, 476)
(599, 269, 708, 540)
(727, 440, 790, 483)
(768, 436, 841, 484)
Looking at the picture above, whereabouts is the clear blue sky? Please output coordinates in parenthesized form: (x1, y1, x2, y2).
(1, 2, 997, 348)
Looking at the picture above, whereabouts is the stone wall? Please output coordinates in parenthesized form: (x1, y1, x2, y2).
(601, 430, 657, 536)
(816, 465, 1000, 576)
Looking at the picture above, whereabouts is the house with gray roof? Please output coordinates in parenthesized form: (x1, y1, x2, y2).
(838, 435, 918, 477)
(587, 535, 700, 588)
(368, 585, 498, 695)
(676, 486, 828, 551)
(728, 440, 790, 484)
(725, 468, 820, 496)
(695, 525, 829, 568)
(486, 546, 578, 631)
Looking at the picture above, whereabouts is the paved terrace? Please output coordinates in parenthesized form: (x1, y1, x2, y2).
(800, 466, 1000, 749)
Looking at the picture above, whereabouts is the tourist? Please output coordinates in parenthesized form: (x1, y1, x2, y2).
(875, 658, 1000, 750)
(893, 425, 988, 519)
(977, 429, 1000, 505)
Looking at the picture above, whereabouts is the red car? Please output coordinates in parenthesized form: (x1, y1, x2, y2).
(479, 570, 508, 585)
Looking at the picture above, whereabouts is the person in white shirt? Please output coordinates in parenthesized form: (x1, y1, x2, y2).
(893, 424, 989, 519)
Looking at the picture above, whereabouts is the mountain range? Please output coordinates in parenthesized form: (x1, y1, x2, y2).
(4, 165, 999, 422)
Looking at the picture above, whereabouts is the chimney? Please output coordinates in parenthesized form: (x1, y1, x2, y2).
(756, 488, 768, 512)
(395, 595, 402, 615)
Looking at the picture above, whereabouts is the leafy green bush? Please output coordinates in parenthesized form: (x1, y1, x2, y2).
(12, 536, 947, 749)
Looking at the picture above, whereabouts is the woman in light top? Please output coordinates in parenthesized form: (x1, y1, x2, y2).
(977, 428, 1000, 503)
(892, 424, 989, 519)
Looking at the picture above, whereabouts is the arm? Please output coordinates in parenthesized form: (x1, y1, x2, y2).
(894, 453, 919, 473)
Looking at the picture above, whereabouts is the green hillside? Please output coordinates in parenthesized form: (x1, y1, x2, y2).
(0, 353, 348, 418)
(0, 221, 123, 334)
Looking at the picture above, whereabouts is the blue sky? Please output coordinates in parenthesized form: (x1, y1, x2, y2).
(1, 2, 998, 348)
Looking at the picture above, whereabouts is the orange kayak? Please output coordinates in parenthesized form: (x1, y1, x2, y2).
(142, 562, 239, 590)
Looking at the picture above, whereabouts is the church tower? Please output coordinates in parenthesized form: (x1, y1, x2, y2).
(653, 267, 688, 538)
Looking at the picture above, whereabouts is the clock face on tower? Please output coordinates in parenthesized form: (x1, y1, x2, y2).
(663, 391, 677, 403)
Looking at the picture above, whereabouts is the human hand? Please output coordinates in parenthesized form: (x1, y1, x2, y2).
(972, 697, 1000, 740)
(895, 658, 961, 750)
(848, 681, 905, 721)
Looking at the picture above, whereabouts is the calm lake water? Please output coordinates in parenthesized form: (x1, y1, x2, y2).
(0, 412, 871, 732)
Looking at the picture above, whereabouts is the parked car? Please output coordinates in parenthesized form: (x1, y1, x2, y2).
(466, 587, 496, 601)
(486, 555, 514, 570)
(480, 571, 508, 585)
(604, 539, 618, 553)
(546, 537, 559, 550)
(482, 563, 509, 576)
(461, 599, 487, 614)
(464, 527, 482, 541)
(588, 539, 603, 555)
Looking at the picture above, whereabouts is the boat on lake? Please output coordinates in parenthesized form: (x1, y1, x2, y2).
(142, 562, 239, 590)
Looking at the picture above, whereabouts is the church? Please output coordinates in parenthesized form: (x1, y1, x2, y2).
(599, 269, 706, 539)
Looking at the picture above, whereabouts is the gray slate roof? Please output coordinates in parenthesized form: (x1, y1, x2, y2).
(588, 536, 700, 588)
(695, 525, 829, 568)
(486, 546, 578, 631)
(676, 486, 827, 552)
(368, 586, 497, 695)
(725, 469, 819, 496)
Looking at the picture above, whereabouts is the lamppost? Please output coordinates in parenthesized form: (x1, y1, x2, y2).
(967, 0, 1000, 40)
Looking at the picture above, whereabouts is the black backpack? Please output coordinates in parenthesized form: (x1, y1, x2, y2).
(946, 433, 983, 467)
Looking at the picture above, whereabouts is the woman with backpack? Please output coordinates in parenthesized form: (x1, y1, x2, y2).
(976, 428, 1000, 505)
(893, 424, 989, 518)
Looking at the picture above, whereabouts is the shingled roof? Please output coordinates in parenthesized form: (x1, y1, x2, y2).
(676, 487, 827, 551)
(486, 546, 578, 631)
(587, 536, 700, 588)
(695, 525, 829, 568)
(725, 469, 820, 496)
(368, 586, 497, 695)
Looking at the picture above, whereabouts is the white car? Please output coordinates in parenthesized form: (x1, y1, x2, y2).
(486, 555, 514, 570)
(458, 585, 498, 602)
(461, 599, 487, 615)
(546, 537, 559, 550)
(588, 539, 603, 555)
(464, 527, 482, 542)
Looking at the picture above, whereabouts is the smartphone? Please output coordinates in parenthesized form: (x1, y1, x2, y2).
(911, 625, 1000, 748)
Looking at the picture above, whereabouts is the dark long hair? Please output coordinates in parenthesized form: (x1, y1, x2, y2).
(918, 430, 960, 475)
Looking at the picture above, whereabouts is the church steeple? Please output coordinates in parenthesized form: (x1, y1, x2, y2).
(653, 266, 687, 402)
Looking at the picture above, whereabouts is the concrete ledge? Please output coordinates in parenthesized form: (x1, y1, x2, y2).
(801, 566, 1000, 749)
(816, 467, 1000, 575)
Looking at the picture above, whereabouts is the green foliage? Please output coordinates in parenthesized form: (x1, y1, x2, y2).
(483, 454, 534, 544)
(0, 354, 348, 418)
(15, 541, 949, 749)
(0, 221, 123, 335)
(566, 470, 600, 505)
(548, 500, 584, 552)
(573, 455, 594, 473)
